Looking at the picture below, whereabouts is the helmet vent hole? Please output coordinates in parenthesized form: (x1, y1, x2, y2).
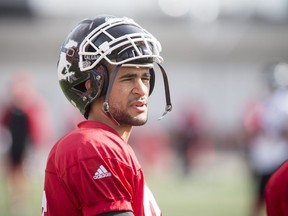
(73, 82, 87, 93)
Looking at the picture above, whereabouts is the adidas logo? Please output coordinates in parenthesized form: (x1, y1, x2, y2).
(93, 165, 112, 179)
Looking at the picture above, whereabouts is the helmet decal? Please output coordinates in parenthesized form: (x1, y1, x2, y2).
(58, 39, 78, 83)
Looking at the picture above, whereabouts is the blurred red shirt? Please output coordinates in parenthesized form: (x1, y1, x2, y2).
(265, 160, 288, 216)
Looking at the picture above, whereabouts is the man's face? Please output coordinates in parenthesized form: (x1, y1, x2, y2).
(108, 66, 151, 126)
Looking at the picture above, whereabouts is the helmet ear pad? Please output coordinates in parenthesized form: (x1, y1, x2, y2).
(149, 68, 155, 95)
(83, 64, 109, 119)
(89, 64, 109, 98)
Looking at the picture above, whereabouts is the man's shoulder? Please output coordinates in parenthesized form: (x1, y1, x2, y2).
(46, 126, 134, 177)
(49, 126, 127, 163)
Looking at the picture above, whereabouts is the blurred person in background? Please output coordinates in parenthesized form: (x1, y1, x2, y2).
(41, 15, 172, 216)
(170, 102, 213, 177)
(264, 62, 288, 216)
(129, 126, 172, 174)
(242, 62, 288, 216)
(0, 70, 53, 216)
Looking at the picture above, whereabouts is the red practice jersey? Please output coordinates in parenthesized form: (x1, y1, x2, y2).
(265, 160, 288, 216)
(42, 121, 161, 216)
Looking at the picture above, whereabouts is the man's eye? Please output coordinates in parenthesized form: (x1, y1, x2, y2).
(123, 78, 132, 81)
(142, 74, 151, 80)
(121, 76, 133, 81)
(142, 77, 150, 84)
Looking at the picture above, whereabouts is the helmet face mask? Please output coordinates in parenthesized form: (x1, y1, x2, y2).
(57, 15, 171, 120)
(78, 16, 163, 71)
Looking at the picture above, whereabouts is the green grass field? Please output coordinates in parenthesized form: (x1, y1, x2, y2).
(0, 151, 266, 216)
(147, 172, 253, 216)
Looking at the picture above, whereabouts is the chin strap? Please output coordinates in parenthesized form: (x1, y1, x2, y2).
(103, 65, 121, 126)
(157, 63, 172, 120)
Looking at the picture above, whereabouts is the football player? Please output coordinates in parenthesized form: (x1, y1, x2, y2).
(42, 15, 172, 216)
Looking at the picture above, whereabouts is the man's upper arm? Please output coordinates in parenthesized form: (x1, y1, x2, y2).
(98, 211, 133, 216)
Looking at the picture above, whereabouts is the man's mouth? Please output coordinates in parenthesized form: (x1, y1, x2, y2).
(131, 100, 147, 112)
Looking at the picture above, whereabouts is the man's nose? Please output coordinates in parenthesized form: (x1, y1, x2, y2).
(132, 79, 148, 96)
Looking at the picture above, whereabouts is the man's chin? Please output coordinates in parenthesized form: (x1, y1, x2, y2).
(132, 119, 147, 126)
(111, 109, 148, 126)
(129, 115, 148, 126)
(119, 115, 148, 126)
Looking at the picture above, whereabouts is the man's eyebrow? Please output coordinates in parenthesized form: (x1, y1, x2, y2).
(119, 73, 138, 79)
(119, 72, 151, 79)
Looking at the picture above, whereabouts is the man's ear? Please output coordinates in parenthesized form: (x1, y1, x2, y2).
(85, 80, 91, 91)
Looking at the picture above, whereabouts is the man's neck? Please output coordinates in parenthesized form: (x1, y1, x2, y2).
(88, 110, 132, 142)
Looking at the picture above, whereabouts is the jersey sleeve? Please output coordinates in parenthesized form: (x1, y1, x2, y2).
(43, 170, 82, 216)
(43, 147, 82, 216)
